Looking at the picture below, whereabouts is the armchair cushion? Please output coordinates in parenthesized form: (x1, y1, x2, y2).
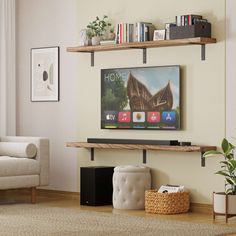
(0, 142, 37, 158)
(0, 156, 40, 177)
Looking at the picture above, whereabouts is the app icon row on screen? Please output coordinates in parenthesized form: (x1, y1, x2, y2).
(105, 111, 176, 123)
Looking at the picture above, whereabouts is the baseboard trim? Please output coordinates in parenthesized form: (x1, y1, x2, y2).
(1, 188, 213, 214)
(38, 189, 79, 199)
(39, 189, 213, 214)
(190, 202, 213, 214)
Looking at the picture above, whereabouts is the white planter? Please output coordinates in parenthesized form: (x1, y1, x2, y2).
(91, 36, 101, 46)
(213, 192, 236, 214)
(79, 29, 90, 46)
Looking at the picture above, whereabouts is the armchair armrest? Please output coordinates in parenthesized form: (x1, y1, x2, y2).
(0, 136, 49, 186)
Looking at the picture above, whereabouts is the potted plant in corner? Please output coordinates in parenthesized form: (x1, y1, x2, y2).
(204, 138, 236, 222)
(86, 15, 111, 45)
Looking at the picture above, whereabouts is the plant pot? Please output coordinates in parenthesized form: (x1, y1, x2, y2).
(91, 36, 101, 46)
(213, 192, 236, 222)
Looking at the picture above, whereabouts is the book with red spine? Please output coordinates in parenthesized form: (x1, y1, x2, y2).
(119, 23, 123, 44)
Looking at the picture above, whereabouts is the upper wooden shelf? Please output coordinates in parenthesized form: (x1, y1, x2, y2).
(66, 142, 216, 167)
(67, 37, 216, 53)
(66, 37, 216, 66)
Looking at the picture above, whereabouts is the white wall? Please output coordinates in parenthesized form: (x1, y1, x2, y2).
(226, 0, 236, 145)
(16, 0, 79, 191)
(0, 0, 16, 136)
(16, 0, 226, 203)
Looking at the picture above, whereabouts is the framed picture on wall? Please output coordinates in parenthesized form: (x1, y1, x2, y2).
(31, 46, 60, 102)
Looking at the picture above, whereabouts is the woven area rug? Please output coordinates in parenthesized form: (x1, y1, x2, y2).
(0, 204, 236, 236)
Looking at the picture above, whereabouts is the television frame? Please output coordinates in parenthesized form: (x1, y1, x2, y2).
(101, 65, 181, 130)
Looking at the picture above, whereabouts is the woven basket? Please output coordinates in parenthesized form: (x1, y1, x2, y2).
(145, 189, 190, 214)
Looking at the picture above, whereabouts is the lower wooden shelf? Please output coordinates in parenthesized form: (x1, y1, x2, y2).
(66, 142, 216, 167)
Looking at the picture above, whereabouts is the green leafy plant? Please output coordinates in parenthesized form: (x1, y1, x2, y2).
(87, 15, 111, 37)
(204, 138, 236, 194)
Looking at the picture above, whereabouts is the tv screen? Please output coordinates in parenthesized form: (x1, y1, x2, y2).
(101, 65, 181, 130)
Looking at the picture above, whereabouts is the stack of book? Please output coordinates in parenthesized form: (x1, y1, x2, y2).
(158, 185, 185, 193)
(100, 40, 116, 45)
(135, 22, 155, 42)
(115, 23, 134, 44)
(115, 22, 155, 44)
(165, 23, 176, 40)
(175, 14, 207, 26)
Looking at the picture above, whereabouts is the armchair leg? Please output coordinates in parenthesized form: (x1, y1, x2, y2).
(31, 187, 36, 204)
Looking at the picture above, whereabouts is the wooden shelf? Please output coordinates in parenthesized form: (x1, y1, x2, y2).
(66, 142, 216, 166)
(67, 37, 216, 66)
(67, 37, 216, 52)
(66, 142, 215, 152)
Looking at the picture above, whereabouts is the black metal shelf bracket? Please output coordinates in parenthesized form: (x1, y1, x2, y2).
(201, 45, 205, 60)
(143, 48, 147, 64)
(91, 52, 94, 66)
(87, 147, 207, 167)
(91, 148, 94, 161)
(201, 151, 205, 167)
(87, 44, 206, 66)
(143, 149, 147, 164)
(89, 148, 148, 163)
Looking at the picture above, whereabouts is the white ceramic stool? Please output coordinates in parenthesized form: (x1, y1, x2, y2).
(112, 165, 151, 209)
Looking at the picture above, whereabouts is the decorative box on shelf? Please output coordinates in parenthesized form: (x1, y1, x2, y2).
(169, 22, 211, 40)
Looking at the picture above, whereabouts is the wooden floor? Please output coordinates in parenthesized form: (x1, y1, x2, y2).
(1, 189, 236, 231)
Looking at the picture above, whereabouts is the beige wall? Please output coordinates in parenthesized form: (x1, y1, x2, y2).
(16, 0, 226, 204)
(226, 0, 236, 145)
(16, 0, 79, 191)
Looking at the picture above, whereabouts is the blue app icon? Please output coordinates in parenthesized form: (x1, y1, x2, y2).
(162, 111, 176, 123)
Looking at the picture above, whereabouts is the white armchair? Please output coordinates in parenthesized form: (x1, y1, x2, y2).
(0, 136, 49, 203)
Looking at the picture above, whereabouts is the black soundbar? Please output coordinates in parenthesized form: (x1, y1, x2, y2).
(87, 138, 179, 146)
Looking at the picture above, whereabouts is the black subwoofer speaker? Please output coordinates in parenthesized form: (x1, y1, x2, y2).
(80, 166, 114, 206)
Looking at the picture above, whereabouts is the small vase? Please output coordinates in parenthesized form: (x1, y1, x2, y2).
(79, 29, 90, 46)
(92, 36, 101, 46)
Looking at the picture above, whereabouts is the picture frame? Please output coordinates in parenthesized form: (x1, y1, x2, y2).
(153, 29, 166, 41)
(31, 46, 60, 102)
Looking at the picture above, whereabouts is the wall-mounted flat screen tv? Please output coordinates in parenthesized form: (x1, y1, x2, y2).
(101, 65, 181, 130)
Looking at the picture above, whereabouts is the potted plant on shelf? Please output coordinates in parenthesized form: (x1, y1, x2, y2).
(86, 15, 111, 45)
(204, 138, 236, 222)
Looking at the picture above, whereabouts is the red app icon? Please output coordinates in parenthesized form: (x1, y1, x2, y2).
(147, 112, 160, 123)
(118, 112, 131, 122)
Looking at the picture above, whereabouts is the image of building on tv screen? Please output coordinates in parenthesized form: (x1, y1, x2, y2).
(101, 66, 180, 130)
